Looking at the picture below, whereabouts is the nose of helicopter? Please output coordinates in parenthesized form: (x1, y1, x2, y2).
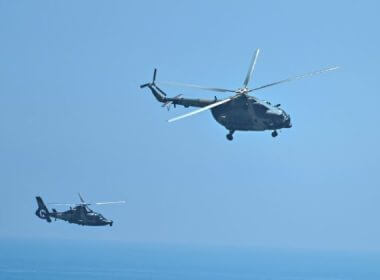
(284, 115, 292, 128)
(103, 219, 113, 226)
(100, 217, 113, 226)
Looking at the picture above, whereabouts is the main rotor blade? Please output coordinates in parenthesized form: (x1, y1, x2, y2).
(94, 201, 126, 205)
(243, 49, 260, 88)
(250, 66, 340, 92)
(78, 193, 85, 203)
(168, 98, 232, 123)
(159, 82, 236, 93)
(48, 203, 75, 206)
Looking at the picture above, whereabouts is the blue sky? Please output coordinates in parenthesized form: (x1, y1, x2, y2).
(0, 0, 379, 251)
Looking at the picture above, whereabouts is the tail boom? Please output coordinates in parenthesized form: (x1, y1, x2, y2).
(140, 69, 215, 109)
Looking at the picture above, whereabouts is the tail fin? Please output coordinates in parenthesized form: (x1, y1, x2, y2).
(35, 196, 52, 223)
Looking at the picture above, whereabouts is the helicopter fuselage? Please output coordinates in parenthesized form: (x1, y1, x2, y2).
(211, 95, 292, 132)
(50, 206, 113, 226)
(143, 83, 292, 134)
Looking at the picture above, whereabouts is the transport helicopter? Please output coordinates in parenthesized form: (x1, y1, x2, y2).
(35, 194, 125, 227)
(141, 49, 339, 140)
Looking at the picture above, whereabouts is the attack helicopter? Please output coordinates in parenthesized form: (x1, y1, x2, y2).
(35, 194, 125, 227)
(141, 49, 339, 140)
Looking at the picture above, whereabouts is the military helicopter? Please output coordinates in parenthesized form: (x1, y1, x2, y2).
(35, 194, 125, 227)
(141, 49, 339, 140)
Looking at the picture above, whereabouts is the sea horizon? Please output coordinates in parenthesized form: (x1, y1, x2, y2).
(1, 238, 379, 280)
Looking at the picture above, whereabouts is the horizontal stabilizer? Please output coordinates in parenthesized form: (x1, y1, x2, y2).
(162, 94, 183, 110)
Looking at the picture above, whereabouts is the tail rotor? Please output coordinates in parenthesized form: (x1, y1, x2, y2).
(140, 68, 158, 89)
(153, 68, 157, 84)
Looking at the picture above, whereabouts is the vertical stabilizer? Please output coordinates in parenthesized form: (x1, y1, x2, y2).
(35, 196, 52, 223)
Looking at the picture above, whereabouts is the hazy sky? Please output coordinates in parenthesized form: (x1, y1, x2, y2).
(0, 0, 379, 252)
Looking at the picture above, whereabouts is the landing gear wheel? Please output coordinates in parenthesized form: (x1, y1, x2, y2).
(226, 130, 234, 141)
(271, 130, 278, 138)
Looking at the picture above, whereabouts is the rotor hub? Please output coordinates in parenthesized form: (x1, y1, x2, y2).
(236, 88, 250, 94)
